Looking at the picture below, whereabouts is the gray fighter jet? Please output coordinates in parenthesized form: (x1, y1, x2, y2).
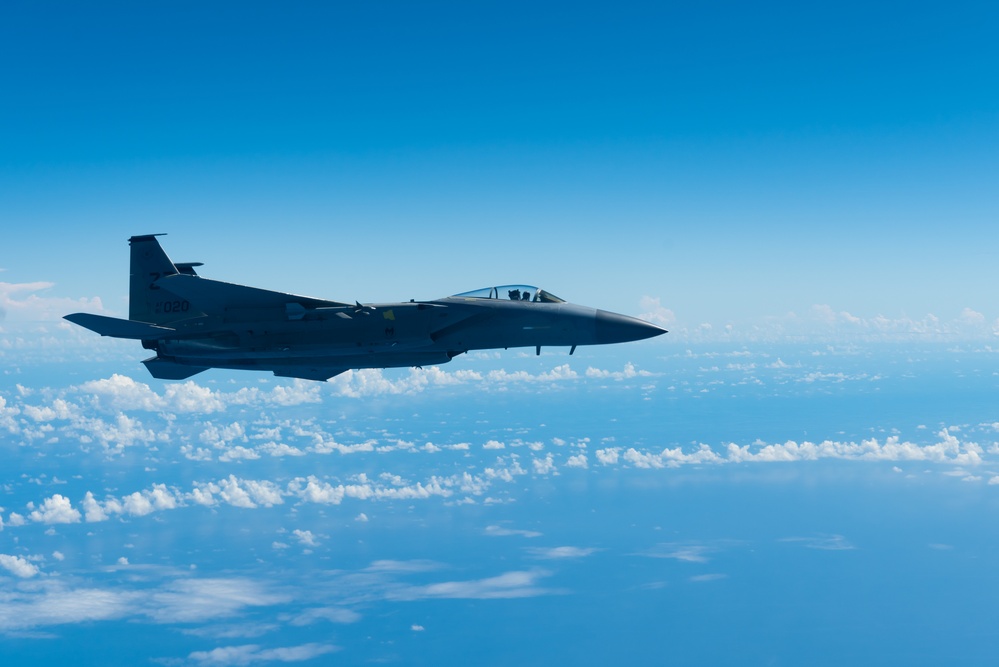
(65, 235, 666, 381)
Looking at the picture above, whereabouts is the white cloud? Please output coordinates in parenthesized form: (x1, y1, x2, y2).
(28, 494, 81, 524)
(265, 380, 323, 406)
(525, 546, 598, 559)
(585, 362, 653, 380)
(77, 374, 164, 412)
(0, 581, 138, 631)
(290, 477, 345, 505)
(219, 446, 261, 462)
(164, 382, 228, 412)
(0, 281, 105, 322)
(484, 525, 542, 538)
(364, 560, 443, 574)
(781, 535, 855, 551)
(82, 492, 109, 522)
(200, 422, 247, 447)
(292, 529, 317, 547)
(146, 578, 291, 624)
(74, 412, 158, 454)
(258, 442, 305, 457)
(209, 476, 283, 509)
(0, 554, 40, 578)
(586, 430, 985, 470)
(0, 395, 20, 433)
(485, 364, 579, 383)
(287, 607, 360, 626)
(639, 296, 675, 327)
(183, 623, 281, 639)
(640, 543, 713, 563)
(532, 453, 556, 475)
(22, 398, 77, 422)
(187, 643, 339, 665)
(386, 570, 555, 601)
(0, 572, 301, 634)
(595, 448, 620, 465)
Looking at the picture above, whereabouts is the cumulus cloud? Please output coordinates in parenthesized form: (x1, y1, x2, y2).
(595, 448, 620, 465)
(258, 442, 305, 457)
(532, 453, 556, 475)
(639, 296, 675, 327)
(585, 362, 654, 380)
(73, 412, 158, 454)
(28, 494, 81, 524)
(0, 395, 19, 433)
(589, 430, 985, 470)
(292, 530, 317, 547)
(0, 554, 40, 578)
(69, 375, 327, 418)
(219, 446, 262, 462)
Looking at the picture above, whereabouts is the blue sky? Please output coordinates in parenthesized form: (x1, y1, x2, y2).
(3, 4, 999, 665)
(2, 1, 998, 329)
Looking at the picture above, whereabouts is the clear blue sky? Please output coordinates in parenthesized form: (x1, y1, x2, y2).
(1, 0, 997, 329)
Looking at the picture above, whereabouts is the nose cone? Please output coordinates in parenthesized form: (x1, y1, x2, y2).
(595, 310, 667, 344)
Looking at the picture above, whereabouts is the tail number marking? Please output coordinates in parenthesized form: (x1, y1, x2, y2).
(155, 300, 191, 314)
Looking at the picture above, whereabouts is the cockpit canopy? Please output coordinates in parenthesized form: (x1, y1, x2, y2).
(453, 285, 566, 303)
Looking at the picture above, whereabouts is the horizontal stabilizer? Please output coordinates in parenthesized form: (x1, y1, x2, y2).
(175, 262, 203, 276)
(64, 313, 176, 340)
(142, 357, 208, 380)
(156, 274, 350, 313)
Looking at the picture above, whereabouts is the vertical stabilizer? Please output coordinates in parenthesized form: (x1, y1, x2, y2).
(129, 234, 183, 324)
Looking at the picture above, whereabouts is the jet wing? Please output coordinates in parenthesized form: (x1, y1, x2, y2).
(143, 357, 209, 380)
(271, 366, 348, 381)
(156, 274, 349, 312)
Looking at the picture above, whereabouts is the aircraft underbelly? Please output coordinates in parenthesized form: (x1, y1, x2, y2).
(173, 350, 455, 372)
(160, 311, 440, 360)
(159, 336, 439, 362)
(432, 305, 598, 350)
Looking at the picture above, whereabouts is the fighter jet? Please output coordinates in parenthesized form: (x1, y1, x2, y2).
(64, 235, 666, 381)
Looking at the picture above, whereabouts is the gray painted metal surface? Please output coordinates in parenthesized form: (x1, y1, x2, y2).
(65, 236, 667, 381)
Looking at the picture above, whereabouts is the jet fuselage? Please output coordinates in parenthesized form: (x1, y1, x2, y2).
(65, 236, 666, 381)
